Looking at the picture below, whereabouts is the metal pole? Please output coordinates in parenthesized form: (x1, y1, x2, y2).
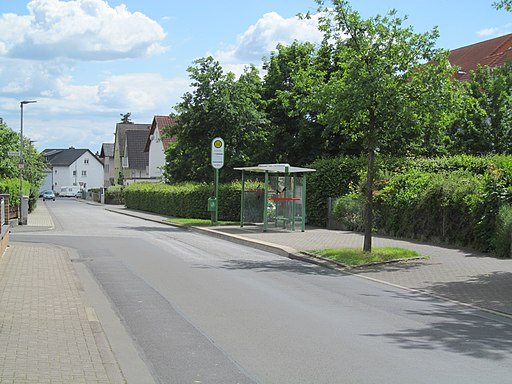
(215, 168, 219, 224)
(19, 100, 36, 225)
(263, 171, 269, 232)
(19, 103, 24, 225)
(302, 174, 307, 232)
(240, 170, 245, 227)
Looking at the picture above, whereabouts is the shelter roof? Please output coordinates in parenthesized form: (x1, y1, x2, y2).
(234, 163, 316, 173)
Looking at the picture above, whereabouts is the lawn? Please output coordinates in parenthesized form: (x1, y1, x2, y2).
(306, 247, 424, 267)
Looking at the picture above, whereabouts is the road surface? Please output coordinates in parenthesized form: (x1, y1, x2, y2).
(12, 199, 512, 383)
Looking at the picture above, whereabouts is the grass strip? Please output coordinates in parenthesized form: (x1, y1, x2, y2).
(306, 247, 423, 266)
(166, 218, 239, 226)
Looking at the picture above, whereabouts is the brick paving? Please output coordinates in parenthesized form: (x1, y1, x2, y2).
(1, 203, 124, 384)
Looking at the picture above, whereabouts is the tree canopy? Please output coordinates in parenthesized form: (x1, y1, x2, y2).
(163, 57, 270, 183)
(301, 0, 456, 251)
(0, 122, 46, 204)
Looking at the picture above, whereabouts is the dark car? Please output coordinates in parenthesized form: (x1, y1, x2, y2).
(42, 190, 56, 201)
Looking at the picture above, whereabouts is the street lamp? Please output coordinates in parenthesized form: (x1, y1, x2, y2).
(19, 100, 37, 225)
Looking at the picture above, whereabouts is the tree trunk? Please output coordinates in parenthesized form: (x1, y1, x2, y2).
(363, 111, 376, 252)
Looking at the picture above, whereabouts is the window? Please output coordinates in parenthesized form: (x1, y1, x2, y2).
(73, 170, 76, 176)
(84, 158, 89, 165)
(54, 169, 57, 174)
(122, 157, 128, 168)
(81, 170, 87, 177)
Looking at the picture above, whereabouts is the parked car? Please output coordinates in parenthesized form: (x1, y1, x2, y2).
(42, 190, 56, 201)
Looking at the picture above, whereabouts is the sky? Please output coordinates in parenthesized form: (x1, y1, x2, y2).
(0, 0, 510, 153)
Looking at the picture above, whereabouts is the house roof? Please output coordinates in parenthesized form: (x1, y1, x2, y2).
(115, 123, 150, 157)
(100, 143, 114, 158)
(125, 130, 149, 170)
(42, 148, 99, 166)
(144, 115, 177, 152)
(449, 33, 512, 81)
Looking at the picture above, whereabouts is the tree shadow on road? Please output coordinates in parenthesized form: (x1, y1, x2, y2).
(209, 258, 340, 276)
(364, 289, 512, 361)
(117, 225, 184, 233)
(425, 271, 512, 316)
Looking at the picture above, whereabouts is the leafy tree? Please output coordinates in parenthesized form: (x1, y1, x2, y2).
(306, 0, 455, 251)
(263, 42, 333, 165)
(163, 57, 270, 183)
(448, 62, 512, 154)
(0, 122, 46, 205)
(493, 0, 512, 11)
(0, 123, 20, 178)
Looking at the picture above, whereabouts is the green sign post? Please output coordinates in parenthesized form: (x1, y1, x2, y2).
(211, 137, 224, 224)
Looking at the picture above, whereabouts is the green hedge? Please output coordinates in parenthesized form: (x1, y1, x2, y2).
(308, 155, 512, 256)
(106, 185, 125, 205)
(123, 182, 250, 221)
(0, 178, 30, 207)
(306, 156, 367, 227)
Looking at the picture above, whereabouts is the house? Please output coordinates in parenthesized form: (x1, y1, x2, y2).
(449, 33, 512, 81)
(144, 115, 176, 180)
(123, 129, 150, 183)
(99, 143, 115, 187)
(113, 122, 151, 185)
(41, 148, 104, 192)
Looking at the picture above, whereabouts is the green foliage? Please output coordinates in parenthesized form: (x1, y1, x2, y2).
(377, 169, 484, 244)
(123, 182, 246, 221)
(491, 204, 512, 258)
(447, 63, 512, 154)
(306, 156, 366, 226)
(163, 57, 270, 183)
(105, 185, 125, 205)
(0, 122, 45, 211)
(332, 194, 364, 231)
(0, 178, 30, 209)
(308, 247, 422, 266)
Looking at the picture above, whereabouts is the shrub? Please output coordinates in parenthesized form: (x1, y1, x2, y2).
(332, 194, 364, 231)
(105, 185, 124, 205)
(306, 156, 366, 227)
(491, 204, 512, 258)
(122, 181, 254, 221)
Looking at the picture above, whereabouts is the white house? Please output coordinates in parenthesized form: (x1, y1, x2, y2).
(99, 143, 115, 187)
(42, 148, 104, 192)
(144, 115, 176, 180)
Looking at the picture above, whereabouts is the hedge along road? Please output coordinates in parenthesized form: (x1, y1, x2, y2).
(12, 198, 512, 384)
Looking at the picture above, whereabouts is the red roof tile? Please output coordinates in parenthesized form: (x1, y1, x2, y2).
(144, 115, 177, 152)
(449, 33, 512, 81)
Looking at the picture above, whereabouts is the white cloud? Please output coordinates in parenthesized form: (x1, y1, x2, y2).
(216, 11, 323, 63)
(0, 0, 167, 61)
(477, 27, 499, 37)
(96, 73, 190, 112)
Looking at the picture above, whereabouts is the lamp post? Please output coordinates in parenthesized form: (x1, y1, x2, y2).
(19, 100, 37, 225)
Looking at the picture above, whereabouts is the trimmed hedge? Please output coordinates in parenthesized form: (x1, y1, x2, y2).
(123, 182, 252, 221)
(309, 155, 512, 256)
(105, 185, 125, 205)
(306, 156, 366, 227)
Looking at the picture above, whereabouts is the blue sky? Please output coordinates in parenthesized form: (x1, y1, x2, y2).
(0, 0, 510, 153)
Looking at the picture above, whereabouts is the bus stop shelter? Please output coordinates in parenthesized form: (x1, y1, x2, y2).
(234, 163, 316, 232)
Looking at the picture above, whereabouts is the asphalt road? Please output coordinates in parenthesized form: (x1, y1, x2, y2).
(12, 199, 512, 384)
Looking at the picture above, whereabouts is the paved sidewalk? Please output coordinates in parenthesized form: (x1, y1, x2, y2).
(1, 203, 124, 383)
(107, 206, 512, 317)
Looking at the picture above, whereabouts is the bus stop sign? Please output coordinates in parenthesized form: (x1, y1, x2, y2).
(211, 137, 224, 169)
